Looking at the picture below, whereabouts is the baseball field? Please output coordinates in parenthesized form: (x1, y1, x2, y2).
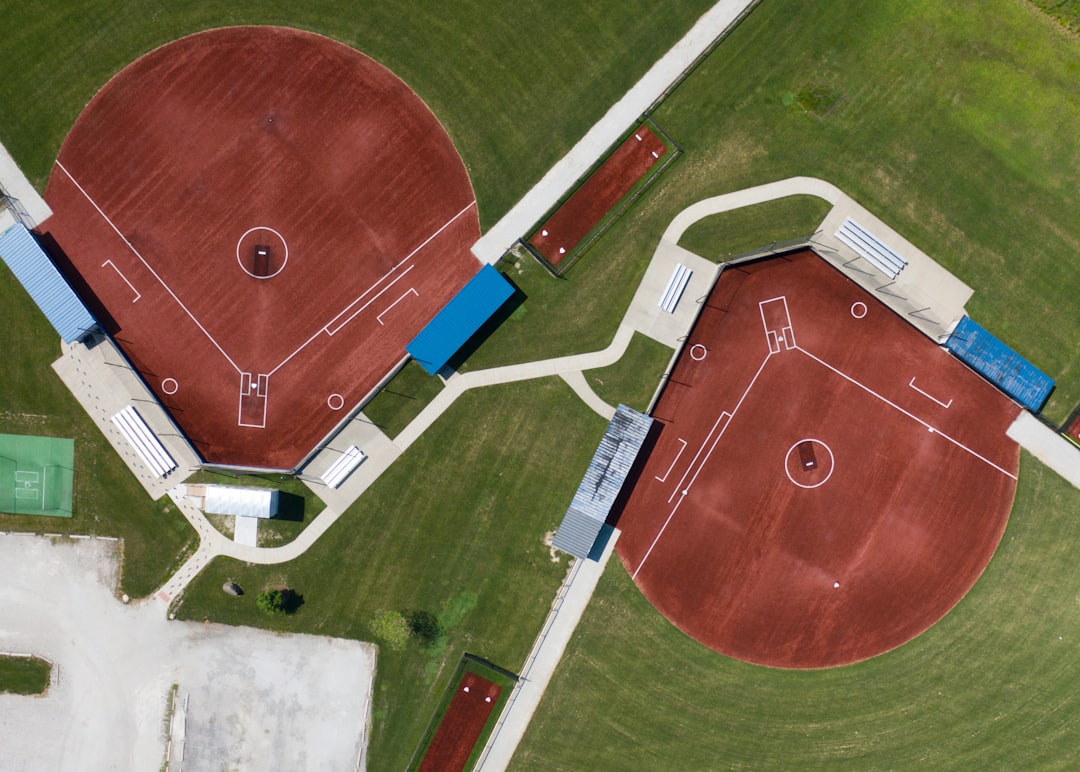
(1, 0, 1079, 769)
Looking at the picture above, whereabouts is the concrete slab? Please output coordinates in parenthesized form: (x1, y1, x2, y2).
(1007, 411, 1080, 490)
(623, 241, 719, 348)
(0, 139, 52, 227)
(0, 533, 375, 771)
(234, 514, 259, 546)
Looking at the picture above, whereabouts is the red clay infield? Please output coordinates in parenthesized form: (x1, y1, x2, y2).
(616, 250, 1022, 668)
(418, 672, 501, 772)
(528, 124, 667, 265)
(40, 26, 480, 469)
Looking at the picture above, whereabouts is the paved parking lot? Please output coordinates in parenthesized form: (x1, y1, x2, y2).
(0, 534, 375, 771)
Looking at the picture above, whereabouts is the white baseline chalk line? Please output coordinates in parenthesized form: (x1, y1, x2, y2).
(270, 199, 477, 377)
(638, 352, 773, 577)
(654, 438, 687, 482)
(58, 162, 241, 373)
(102, 259, 141, 302)
(667, 351, 772, 505)
(324, 265, 416, 336)
(798, 347, 1015, 479)
(908, 376, 953, 408)
(376, 288, 418, 326)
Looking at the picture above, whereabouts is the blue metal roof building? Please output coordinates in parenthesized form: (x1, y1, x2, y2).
(552, 404, 654, 560)
(0, 221, 97, 343)
(407, 264, 514, 375)
(945, 316, 1054, 412)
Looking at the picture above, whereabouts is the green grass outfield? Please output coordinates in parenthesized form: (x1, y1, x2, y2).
(174, 378, 607, 768)
(513, 455, 1080, 767)
(0, 0, 713, 230)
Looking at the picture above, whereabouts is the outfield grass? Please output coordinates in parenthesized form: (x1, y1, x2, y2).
(0, 655, 51, 696)
(0, 1, 713, 230)
(362, 361, 445, 440)
(463, 0, 1080, 423)
(584, 332, 674, 413)
(0, 262, 196, 598)
(513, 454, 1080, 768)
(678, 194, 833, 261)
(174, 378, 607, 768)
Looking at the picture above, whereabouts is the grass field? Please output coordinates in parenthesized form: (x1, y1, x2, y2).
(513, 455, 1080, 767)
(678, 195, 833, 260)
(584, 332, 674, 413)
(3, 0, 1080, 768)
(174, 378, 606, 768)
(362, 361, 446, 440)
(0, 654, 51, 696)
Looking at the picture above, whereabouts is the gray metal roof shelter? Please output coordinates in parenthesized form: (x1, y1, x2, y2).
(552, 404, 653, 560)
(0, 219, 96, 342)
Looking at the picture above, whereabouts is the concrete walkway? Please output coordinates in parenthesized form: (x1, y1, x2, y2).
(1007, 412, 1080, 489)
(471, 0, 759, 264)
(475, 530, 620, 770)
(660, 176, 974, 342)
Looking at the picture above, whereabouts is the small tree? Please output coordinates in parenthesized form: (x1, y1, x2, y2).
(256, 589, 286, 615)
(407, 610, 444, 648)
(370, 609, 410, 651)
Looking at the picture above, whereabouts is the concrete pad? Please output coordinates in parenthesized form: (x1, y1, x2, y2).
(0, 139, 52, 227)
(0, 534, 375, 771)
(234, 514, 259, 546)
(624, 240, 719, 348)
(1007, 411, 1080, 490)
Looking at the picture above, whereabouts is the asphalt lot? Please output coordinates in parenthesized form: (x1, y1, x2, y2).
(0, 533, 375, 771)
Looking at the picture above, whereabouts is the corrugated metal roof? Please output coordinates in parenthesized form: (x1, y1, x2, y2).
(945, 316, 1054, 412)
(0, 221, 96, 342)
(552, 404, 653, 560)
(406, 264, 514, 375)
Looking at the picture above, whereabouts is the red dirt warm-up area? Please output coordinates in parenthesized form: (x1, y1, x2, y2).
(616, 250, 1021, 668)
(419, 673, 501, 772)
(40, 26, 480, 469)
(528, 124, 666, 266)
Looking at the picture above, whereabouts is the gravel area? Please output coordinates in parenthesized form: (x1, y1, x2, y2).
(0, 533, 375, 771)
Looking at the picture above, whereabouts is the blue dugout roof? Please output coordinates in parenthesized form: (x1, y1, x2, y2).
(407, 264, 514, 375)
(0, 221, 96, 343)
(945, 316, 1054, 412)
(552, 404, 653, 560)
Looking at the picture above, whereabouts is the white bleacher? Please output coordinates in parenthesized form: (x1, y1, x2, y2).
(111, 405, 177, 478)
(834, 218, 908, 280)
(320, 445, 366, 488)
(658, 263, 692, 313)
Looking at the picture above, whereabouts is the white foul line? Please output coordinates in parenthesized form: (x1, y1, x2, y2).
(799, 347, 1015, 479)
(908, 376, 953, 408)
(58, 161, 241, 373)
(270, 200, 476, 376)
(102, 260, 140, 302)
(637, 351, 774, 578)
